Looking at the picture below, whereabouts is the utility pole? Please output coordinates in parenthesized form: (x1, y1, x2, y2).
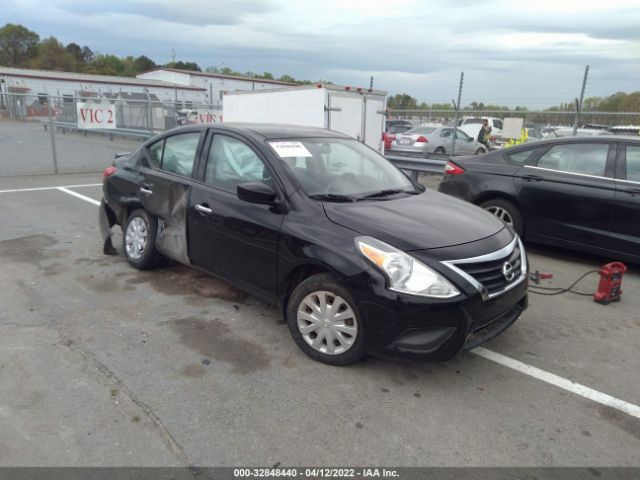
(450, 72, 464, 157)
(369, 76, 374, 90)
(573, 65, 589, 136)
(170, 47, 176, 64)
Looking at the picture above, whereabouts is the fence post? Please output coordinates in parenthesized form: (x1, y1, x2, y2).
(450, 71, 464, 157)
(573, 65, 589, 136)
(46, 95, 59, 174)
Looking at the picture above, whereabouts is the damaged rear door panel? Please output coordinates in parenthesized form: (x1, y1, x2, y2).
(135, 130, 205, 264)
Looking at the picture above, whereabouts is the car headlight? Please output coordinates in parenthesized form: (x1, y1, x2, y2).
(355, 236, 460, 299)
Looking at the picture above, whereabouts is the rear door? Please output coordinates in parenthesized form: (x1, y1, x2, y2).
(515, 141, 617, 248)
(187, 130, 284, 298)
(328, 93, 364, 142)
(137, 130, 203, 263)
(610, 141, 640, 258)
(363, 95, 385, 153)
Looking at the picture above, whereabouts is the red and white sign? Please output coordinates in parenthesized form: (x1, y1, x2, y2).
(77, 102, 117, 129)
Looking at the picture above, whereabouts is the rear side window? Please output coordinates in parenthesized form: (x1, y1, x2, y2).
(535, 143, 609, 177)
(161, 133, 200, 177)
(626, 145, 640, 182)
(205, 135, 270, 193)
(493, 119, 503, 129)
(505, 147, 543, 165)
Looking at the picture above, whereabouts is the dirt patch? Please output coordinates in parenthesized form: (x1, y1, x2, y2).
(141, 264, 249, 303)
(0, 234, 57, 265)
(168, 317, 270, 374)
(182, 363, 208, 378)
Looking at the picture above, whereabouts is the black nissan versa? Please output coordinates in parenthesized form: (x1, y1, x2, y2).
(100, 124, 528, 365)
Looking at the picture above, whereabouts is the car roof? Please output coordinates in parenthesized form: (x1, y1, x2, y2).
(157, 123, 350, 141)
(510, 135, 640, 150)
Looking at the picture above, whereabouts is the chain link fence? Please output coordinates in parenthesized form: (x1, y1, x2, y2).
(1, 91, 639, 177)
(0, 92, 222, 176)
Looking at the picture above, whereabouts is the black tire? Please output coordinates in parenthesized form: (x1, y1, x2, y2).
(286, 273, 367, 366)
(479, 198, 524, 237)
(122, 209, 164, 270)
(474, 147, 486, 155)
(434, 147, 446, 155)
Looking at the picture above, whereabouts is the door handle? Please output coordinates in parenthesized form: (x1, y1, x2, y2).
(523, 174, 543, 182)
(195, 204, 213, 215)
(139, 187, 153, 195)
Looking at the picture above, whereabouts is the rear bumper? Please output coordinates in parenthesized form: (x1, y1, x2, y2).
(99, 199, 118, 255)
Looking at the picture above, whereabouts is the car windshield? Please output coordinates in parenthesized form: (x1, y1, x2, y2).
(268, 138, 419, 200)
(405, 127, 437, 135)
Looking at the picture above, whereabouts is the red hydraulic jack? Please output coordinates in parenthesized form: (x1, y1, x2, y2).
(594, 262, 627, 305)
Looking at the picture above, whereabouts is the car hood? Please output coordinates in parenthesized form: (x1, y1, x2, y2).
(322, 189, 505, 251)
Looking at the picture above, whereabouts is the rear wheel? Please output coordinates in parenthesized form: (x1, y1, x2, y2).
(286, 273, 366, 366)
(474, 147, 486, 155)
(434, 147, 446, 155)
(479, 198, 523, 236)
(123, 209, 164, 270)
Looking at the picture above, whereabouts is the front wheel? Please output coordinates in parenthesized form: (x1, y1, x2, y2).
(474, 147, 486, 155)
(286, 273, 366, 366)
(479, 198, 523, 236)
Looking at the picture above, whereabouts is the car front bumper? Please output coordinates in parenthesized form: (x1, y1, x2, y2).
(350, 270, 528, 360)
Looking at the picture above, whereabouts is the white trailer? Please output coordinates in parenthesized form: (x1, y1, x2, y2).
(223, 84, 387, 153)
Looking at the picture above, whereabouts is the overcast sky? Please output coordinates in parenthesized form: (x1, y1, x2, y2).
(4, 0, 640, 107)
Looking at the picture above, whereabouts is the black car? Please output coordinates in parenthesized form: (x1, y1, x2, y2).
(100, 124, 528, 365)
(438, 136, 640, 263)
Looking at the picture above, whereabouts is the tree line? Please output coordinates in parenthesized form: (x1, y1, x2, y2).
(0, 23, 315, 84)
(1, 23, 637, 111)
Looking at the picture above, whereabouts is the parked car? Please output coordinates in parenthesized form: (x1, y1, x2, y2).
(100, 124, 528, 365)
(438, 136, 640, 263)
(383, 123, 413, 151)
(389, 126, 488, 157)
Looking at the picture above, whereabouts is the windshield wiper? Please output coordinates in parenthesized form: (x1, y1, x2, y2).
(357, 189, 418, 199)
(309, 193, 357, 202)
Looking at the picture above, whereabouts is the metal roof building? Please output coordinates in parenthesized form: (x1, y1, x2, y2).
(0, 66, 206, 103)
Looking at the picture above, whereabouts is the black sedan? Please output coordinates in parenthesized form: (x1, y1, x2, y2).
(100, 124, 528, 365)
(438, 136, 640, 263)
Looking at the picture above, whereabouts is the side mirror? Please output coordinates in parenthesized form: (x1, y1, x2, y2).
(237, 182, 277, 204)
(468, 137, 473, 142)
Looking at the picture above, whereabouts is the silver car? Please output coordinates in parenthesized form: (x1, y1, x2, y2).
(389, 126, 487, 158)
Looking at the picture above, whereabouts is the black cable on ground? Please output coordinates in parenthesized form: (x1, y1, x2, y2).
(528, 270, 598, 297)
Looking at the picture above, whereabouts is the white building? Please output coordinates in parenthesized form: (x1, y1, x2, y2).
(0, 66, 206, 103)
(136, 67, 296, 109)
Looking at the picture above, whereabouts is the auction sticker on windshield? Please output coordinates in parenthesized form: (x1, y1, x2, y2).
(269, 141, 313, 158)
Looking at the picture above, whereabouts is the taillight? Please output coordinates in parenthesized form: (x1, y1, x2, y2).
(103, 166, 117, 179)
(415, 136, 428, 143)
(444, 161, 465, 175)
(390, 134, 396, 140)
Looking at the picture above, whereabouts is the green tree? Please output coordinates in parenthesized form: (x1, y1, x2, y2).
(133, 55, 156, 73)
(0, 23, 39, 66)
(87, 54, 126, 75)
(30, 36, 79, 71)
(165, 60, 201, 71)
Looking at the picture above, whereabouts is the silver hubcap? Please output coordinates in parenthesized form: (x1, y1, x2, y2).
(297, 291, 358, 356)
(125, 217, 148, 260)
(485, 206, 513, 226)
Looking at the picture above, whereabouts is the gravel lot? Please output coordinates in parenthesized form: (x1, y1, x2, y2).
(0, 172, 638, 468)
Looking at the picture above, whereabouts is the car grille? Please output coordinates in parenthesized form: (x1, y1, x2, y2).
(445, 239, 525, 299)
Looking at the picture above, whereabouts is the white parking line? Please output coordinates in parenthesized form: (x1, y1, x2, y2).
(11, 184, 640, 421)
(56, 187, 101, 206)
(0, 183, 101, 194)
(473, 347, 640, 420)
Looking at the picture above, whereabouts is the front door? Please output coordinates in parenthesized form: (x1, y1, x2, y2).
(515, 141, 616, 249)
(610, 142, 640, 258)
(187, 131, 284, 298)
